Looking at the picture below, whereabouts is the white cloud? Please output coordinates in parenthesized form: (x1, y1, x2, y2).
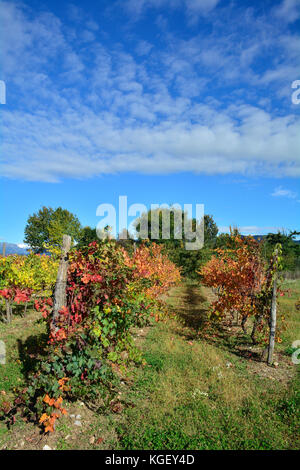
(273, 0, 300, 23)
(271, 186, 298, 199)
(1, 104, 299, 182)
(123, 0, 220, 21)
(0, 1, 300, 183)
(135, 40, 153, 56)
(185, 0, 220, 24)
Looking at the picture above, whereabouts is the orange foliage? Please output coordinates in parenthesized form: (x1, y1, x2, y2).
(58, 377, 70, 391)
(123, 242, 181, 298)
(40, 392, 67, 432)
(200, 236, 265, 324)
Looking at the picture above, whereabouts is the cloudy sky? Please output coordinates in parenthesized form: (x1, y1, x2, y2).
(0, 0, 299, 243)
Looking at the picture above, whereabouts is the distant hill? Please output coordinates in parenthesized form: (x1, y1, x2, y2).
(0, 242, 30, 256)
(246, 235, 300, 244)
(252, 235, 266, 242)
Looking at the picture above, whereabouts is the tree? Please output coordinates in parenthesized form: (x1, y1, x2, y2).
(77, 226, 98, 247)
(203, 214, 218, 247)
(134, 207, 185, 243)
(133, 209, 218, 278)
(263, 230, 300, 272)
(24, 206, 82, 253)
(134, 208, 217, 245)
(216, 226, 241, 249)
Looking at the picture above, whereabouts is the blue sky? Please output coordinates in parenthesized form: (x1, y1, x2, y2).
(0, 0, 299, 244)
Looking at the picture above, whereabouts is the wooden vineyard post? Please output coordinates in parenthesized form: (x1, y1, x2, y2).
(267, 248, 278, 366)
(3, 243, 9, 322)
(5, 300, 12, 323)
(267, 275, 277, 365)
(52, 234, 71, 332)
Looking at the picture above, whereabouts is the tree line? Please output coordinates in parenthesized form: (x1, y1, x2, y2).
(23, 206, 300, 278)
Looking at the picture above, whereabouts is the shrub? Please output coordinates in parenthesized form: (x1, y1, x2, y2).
(4, 241, 180, 433)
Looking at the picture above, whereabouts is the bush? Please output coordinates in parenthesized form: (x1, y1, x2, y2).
(3, 241, 180, 433)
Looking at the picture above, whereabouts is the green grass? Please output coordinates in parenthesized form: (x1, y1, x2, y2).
(114, 323, 299, 450)
(0, 280, 299, 450)
(0, 308, 46, 392)
(113, 280, 300, 450)
(278, 279, 300, 346)
(0, 307, 47, 446)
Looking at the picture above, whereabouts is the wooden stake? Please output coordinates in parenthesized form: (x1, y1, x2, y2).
(267, 269, 277, 366)
(5, 300, 11, 323)
(52, 235, 71, 332)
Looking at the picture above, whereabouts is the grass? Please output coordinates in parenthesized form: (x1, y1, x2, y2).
(0, 307, 47, 393)
(0, 280, 299, 450)
(113, 303, 299, 449)
(278, 279, 300, 346)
